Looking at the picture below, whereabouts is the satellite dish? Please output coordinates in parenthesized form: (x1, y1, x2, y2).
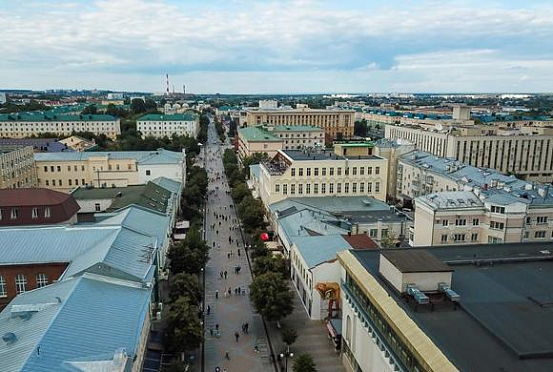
(435, 123, 443, 131)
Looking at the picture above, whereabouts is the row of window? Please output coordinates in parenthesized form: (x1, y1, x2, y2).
(0, 207, 51, 220)
(275, 181, 381, 195)
(43, 163, 133, 173)
(524, 230, 553, 239)
(43, 179, 86, 187)
(290, 166, 380, 177)
(0, 273, 49, 297)
(441, 233, 479, 243)
(442, 218, 479, 227)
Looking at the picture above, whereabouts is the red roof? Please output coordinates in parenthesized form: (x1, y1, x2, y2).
(0, 188, 74, 207)
(343, 234, 378, 249)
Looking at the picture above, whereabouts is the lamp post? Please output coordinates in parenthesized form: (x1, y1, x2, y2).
(279, 345, 294, 372)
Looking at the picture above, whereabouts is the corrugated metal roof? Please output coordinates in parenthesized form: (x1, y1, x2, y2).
(151, 177, 182, 194)
(0, 275, 151, 372)
(293, 235, 351, 268)
(0, 113, 117, 122)
(137, 113, 198, 121)
(34, 148, 184, 165)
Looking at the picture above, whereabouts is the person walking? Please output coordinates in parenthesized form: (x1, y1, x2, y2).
(244, 322, 249, 333)
(207, 305, 211, 315)
(215, 290, 219, 299)
(224, 270, 228, 279)
(234, 331, 240, 342)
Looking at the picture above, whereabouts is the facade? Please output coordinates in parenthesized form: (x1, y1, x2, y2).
(237, 126, 282, 159)
(245, 108, 355, 142)
(373, 139, 415, 200)
(338, 244, 553, 372)
(137, 113, 199, 138)
(35, 149, 186, 192)
(0, 146, 38, 189)
(258, 149, 388, 206)
(385, 123, 553, 181)
(0, 188, 79, 226)
(0, 113, 121, 139)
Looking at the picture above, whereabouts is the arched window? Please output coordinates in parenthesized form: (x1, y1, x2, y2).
(36, 273, 48, 288)
(15, 274, 27, 294)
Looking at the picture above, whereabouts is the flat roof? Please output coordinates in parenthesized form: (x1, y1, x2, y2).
(283, 149, 381, 161)
(335, 142, 375, 148)
(381, 250, 453, 273)
(270, 125, 324, 132)
(238, 126, 281, 142)
(350, 242, 553, 371)
(137, 112, 197, 121)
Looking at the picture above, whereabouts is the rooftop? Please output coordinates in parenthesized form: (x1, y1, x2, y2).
(349, 242, 553, 372)
(269, 125, 324, 132)
(335, 142, 375, 148)
(0, 113, 118, 122)
(0, 138, 72, 153)
(238, 126, 281, 142)
(417, 191, 484, 210)
(282, 149, 381, 161)
(0, 188, 78, 208)
(137, 112, 198, 121)
(293, 235, 351, 269)
(35, 148, 184, 165)
(381, 249, 453, 273)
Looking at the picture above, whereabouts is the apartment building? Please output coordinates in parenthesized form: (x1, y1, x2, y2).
(0, 113, 121, 139)
(373, 139, 415, 200)
(137, 112, 199, 138)
(237, 126, 283, 159)
(385, 123, 553, 181)
(0, 146, 38, 189)
(35, 149, 185, 192)
(246, 108, 355, 142)
(338, 244, 553, 372)
(258, 149, 388, 206)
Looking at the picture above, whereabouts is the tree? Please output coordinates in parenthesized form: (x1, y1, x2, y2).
(282, 327, 298, 346)
(131, 98, 147, 114)
(249, 272, 294, 322)
(242, 152, 268, 176)
(230, 182, 250, 204)
(82, 104, 98, 115)
(354, 120, 368, 137)
(238, 195, 266, 232)
(166, 296, 202, 352)
(145, 98, 158, 111)
(168, 229, 209, 274)
(292, 354, 316, 372)
(169, 272, 201, 304)
(381, 230, 397, 248)
(253, 256, 288, 276)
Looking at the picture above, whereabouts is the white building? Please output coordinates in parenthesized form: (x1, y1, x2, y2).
(0, 93, 6, 104)
(107, 93, 124, 100)
(0, 113, 121, 139)
(137, 113, 199, 138)
(258, 100, 278, 110)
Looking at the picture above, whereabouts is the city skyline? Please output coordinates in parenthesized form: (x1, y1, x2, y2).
(1, 0, 553, 93)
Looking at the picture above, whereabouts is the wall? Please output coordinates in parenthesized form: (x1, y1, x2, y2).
(402, 272, 452, 292)
(75, 198, 114, 213)
(413, 203, 436, 246)
(137, 163, 185, 185)
(0, 146, 37, 189)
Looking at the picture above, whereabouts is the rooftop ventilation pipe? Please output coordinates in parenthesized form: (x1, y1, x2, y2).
(438, 282, 461, 302)
(406, 284, 429, 304)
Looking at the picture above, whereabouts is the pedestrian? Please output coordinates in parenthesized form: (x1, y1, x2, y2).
(228, 287, 232, 296)
(215, 323, 219, 330)
(236, 286, 240, 295)
(234, 331, 240, 342)
(228, 252, 231, 259)
(237, 249, 241, 257)
(215, 290, 219, 299)
(254, 345, 259, 353)
(224, 270, 228, 279)
(216, 230, 219, 235)
(225, 351, 230, 360)
(207, 305, 211, 315)
(245, 322, 249, 333)
(220, 270, 223, 279)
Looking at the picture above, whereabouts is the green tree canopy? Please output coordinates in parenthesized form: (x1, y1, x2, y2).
(292, 354, 316, 372)
(82, 104, 98, 115)
(253, 255, 288, 276)
(131, 98, 146, 114)
(169, 272, 201, 304)
(166, 296, 202, 352)
(168, 229, 209, 274)
(249, 272, 294, 322)
(282, 327, 298, 346)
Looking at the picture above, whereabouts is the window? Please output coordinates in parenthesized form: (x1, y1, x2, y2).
(0, 275, 6, 297)
(337, 168, 342, 176)
(472, 218, 479, 226)
(291, 168, 296, 177)
(67, 165, 71, 171)
(275, 184, 280, 193)
(369, 229, 378, 238)
(537, 216, 548, 225)
(50, 166, 54, 172)
(375, 182, 380, 193)
(74, 165, 77, 171)
(322, 168, 326, 176)
(524, 231, 529, 239)
(488, 236, 503, 244)
(375, 167, 380, 175)
(321, 183, 326, 194)
(526, 217, 531, 224)
(455, 219, 466, 226)
(314, 168, 319, 176)
(82, 165, 85, 171)
(82, 179, 85, 185)
(298, 184, 303, 194)
(313, 183, 318, 194)
(535, 231, 546, 238)
(490, 221, 504, 230)
(453, 233, 466, 242)
(344, 183, 350, 193)
(59, 179, 62, 186)
(306, 184, 311, 194)
(52, 180, 56, 186)
(44, 166, 48, 172)
(31, 208, 38, 219)
(75, 179, 78, 186)
(352, 167, 357, 175)
(290, 184, 296, 195)
(44, 207, 51, 218)
(57, 166, 61, 172)
(329, 183, 334, 193)
(442, 220, 449, 227)
(68, 179, 72, 186)
(360, 183, 365, 193)
(471, 233, 478, 242)
(298, 168, 304, 176)
(329, 168, 334, 176)
(360, 167, 364, 175)
(367, 167, 372, 175)
(367, 182, 372, 193)
(10, 208, 19, 220)
(490, 205, 505, 214)
(36, 273, 48, 288)
(306, 168, 311, 176)
(15, 274, 27, 294)
(108, 165, 112, 171)
(146, 170, 151, 176)
(95, 203, 101, 212)
(45, 180, 49, 186)
(283, 184, 288, 195)
(441, 234, 448, 243)
(352, 183, 357, 193)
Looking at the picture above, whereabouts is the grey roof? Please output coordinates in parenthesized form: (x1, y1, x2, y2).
(278, 208, 349, 243)
(0, 138, 71, 152)
(35, 148, 184, 165)
(0, 274, 151, 372)
(151, 176, 182, 194)
(381, 250, 453, 273)
(293, 235, 352, 268)
(283, 149, 380, 161)
(417, 191, 484, 210)
(249, 164, 261, 180)
(351, 243, 553, 372)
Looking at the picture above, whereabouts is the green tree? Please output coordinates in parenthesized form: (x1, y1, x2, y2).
(249, 272, 294, 322)
(145, 98, 158, 111)
(282, 328, 298, 346)
(238, 195, 266, 232)
(82, 104, 98, 115)
(230, 182, 250, 204)
(381, 230, 397, 248)
(354, 120, 368, 137)
(292, 354, 316, 372)
(131, 98, 147, 114)
(166, 296, 202, 352)
(169, 272, 201, 304)
(253, 256, 288, 276)
(168, 229, 209, 274)
(242, 152, 268, 176)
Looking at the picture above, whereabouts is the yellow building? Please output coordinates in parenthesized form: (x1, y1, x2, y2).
(0, 146, 37, 189)
(258, 149, 388, 206)
(237, 126, 283, 160)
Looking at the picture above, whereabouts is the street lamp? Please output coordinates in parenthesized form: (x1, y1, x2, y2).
(279, 345, 294, 372)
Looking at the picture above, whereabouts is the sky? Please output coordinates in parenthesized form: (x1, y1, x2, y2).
(1, 0, 553, 94)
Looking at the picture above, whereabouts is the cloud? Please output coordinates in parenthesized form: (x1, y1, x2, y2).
(0, 0, 552, 92)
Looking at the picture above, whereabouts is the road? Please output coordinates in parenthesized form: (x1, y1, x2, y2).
(201, 118, 275, 372)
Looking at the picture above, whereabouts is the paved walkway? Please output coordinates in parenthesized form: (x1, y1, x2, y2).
(202, 120, 274, 372)
(267, 284, 345, 372)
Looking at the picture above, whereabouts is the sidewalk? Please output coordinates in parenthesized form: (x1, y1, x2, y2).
(202, 121, 274, 372)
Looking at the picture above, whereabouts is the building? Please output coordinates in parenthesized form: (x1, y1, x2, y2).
(259, 100, 278, 110)
(137, 113, 199, 138)
(35, 149, 185, 192)
(258, 148, 388, 206)
(107, 92, 124, 100)
(373, 139, 415, 201)
(385, 122, 553, 182)
(0, 93, 6, 104)
(57, 135, 97, 152)
(337, 243, 553, 372)
(0, 146, 37, 189)
(0, 113, 121, 139)
(245, 108, 355, 142)
(0, 138, 73, 153)
(237, 125, 326, 160)
(0, 188, 79, 226)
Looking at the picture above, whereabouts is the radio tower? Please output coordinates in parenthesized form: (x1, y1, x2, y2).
(166, 74, 170, 96)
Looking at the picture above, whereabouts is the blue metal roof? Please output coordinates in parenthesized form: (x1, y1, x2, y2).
(0, 275, 151, 372)
(151, 176, 182, 194)
(249, 164, 261, 180)
(34, 148, 184, 165)
(293, 235, 352, 269)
